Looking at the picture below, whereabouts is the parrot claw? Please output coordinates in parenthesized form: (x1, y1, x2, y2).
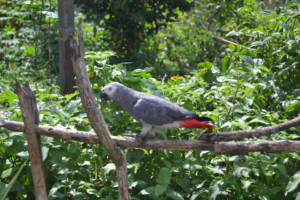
(122, 133, 154, 145)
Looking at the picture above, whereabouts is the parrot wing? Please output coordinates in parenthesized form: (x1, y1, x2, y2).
(131, 96, 195, 126)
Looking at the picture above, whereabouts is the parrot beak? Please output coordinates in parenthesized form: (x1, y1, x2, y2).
(100, 91, 111, 101)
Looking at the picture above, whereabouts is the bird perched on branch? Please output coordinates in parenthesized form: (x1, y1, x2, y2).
(100, 82, 213, 143)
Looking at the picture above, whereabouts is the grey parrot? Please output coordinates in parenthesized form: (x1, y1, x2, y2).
(100, 82, 213, 143)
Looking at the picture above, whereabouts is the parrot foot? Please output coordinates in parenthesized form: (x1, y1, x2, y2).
(122, 133, 154, 145)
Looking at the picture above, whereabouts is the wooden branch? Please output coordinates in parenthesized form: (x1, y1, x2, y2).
(15, 82, 47, 200)
(216, 28, 288, 45)
(2, 120, 300, 153)
(22, 82, 44, 171)
(212, 36, 239, 46)
(69, 18, 129, 200)
(199, 115, 300, 142)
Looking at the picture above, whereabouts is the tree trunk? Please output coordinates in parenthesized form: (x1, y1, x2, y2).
(58, 0, 76, 95)
(69, 18, 130, 200)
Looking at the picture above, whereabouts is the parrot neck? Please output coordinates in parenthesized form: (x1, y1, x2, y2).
(113, 88, 137, 113)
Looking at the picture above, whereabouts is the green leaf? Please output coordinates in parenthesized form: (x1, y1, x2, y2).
(65, 99, 81, 114)
(0, 158, 28, 200)
(233, 161, 250, 179)
(166, 189, 184, 200)
(212, 58, 222, 73)
(139, 186, 155, 195)
(65, 92, 79, 102)
(273, 164, 287, 178)
(240, 55, 254, 66)
(285, 171, 300, 195)
(1, 168, 13, 179)
(270, 186, 282, 195)
(157, 167, 171, 187)
(177, 178, 190, 193)
(248, 117, 269, 125)
(210, 180, 223, 200)
(3, 90, 18, 99)
(222, 56, 232, 72)
(86, 188, 99, 197)
(155, 184, 167, 196)
(229, 44, 236, 50)
(204, 60, 213, 69)
(285, 12, 300, 24)
(241, 180, 251, 192)
(295, 192, 300, 200)
(48, 182, 67, 198)
(243, 82, 256, 91)
(250, 41, 263, 47)
(42, 146, 49, 161)
(102, 163, 116, 174)
(285, 101, 300, 112)
(207, 166, 224, 175)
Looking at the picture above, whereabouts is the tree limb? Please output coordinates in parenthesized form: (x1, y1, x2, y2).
(69, 18, 129, 200)
(212, 36, 239, 46)
(2, 120, 300, 153)
(198, 115, 300, 142)
(15, 82, 47, 200)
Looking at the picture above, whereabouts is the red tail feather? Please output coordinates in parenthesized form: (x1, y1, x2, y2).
(179, 118, 214, 129)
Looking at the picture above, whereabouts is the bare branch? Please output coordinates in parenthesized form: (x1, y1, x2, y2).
(212, 36, 239, 46)
(2, 120, 300, 153)
(15, 82, 47, 200)
(198, 115, 300, 142)
(69, 18, 129, 199)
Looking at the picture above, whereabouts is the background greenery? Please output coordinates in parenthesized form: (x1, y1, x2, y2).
(1, 0, 300, 199)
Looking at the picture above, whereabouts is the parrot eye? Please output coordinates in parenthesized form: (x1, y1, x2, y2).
(108, 87, 112, 91)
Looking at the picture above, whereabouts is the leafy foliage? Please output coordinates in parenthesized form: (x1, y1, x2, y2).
(74, 0, 194, 57)
(1, 0, 300, 199)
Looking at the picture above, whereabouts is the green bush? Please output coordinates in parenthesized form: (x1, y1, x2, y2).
(1, 0, 300, 199)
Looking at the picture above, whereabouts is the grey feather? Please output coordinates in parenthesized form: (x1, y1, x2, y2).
(100, 82, 209, 125)
(100, 82, 212, 143)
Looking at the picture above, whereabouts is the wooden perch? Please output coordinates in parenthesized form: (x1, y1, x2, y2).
(15, 82, 47, 200)
(198, 115, 300, 142)
(69, 18, 129, 200)
(2, 120, 300, 153)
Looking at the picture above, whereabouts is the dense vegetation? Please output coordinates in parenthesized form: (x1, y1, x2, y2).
(1, 0, 300, 199)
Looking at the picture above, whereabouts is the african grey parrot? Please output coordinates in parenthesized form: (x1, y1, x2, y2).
(100, 82, 213, 143)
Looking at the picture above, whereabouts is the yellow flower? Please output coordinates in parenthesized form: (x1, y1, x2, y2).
(290, 31, 293, 35)
(269, 0, 272, 4)
(204, 68, 208, 73)
(179, 76, 184, 80)
(88, 72, 94, 77)
(170, 76, 177, 81)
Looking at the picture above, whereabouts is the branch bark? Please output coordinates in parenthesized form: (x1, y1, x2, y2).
(2, 120, 300, 153)
(212, 36, 239, 46)
(69, 18, 129, 200)
(198, 115, 300, 142)
(15, 82, 47, 200)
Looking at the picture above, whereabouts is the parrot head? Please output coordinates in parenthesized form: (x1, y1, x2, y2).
(100, 82, 120, 101)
